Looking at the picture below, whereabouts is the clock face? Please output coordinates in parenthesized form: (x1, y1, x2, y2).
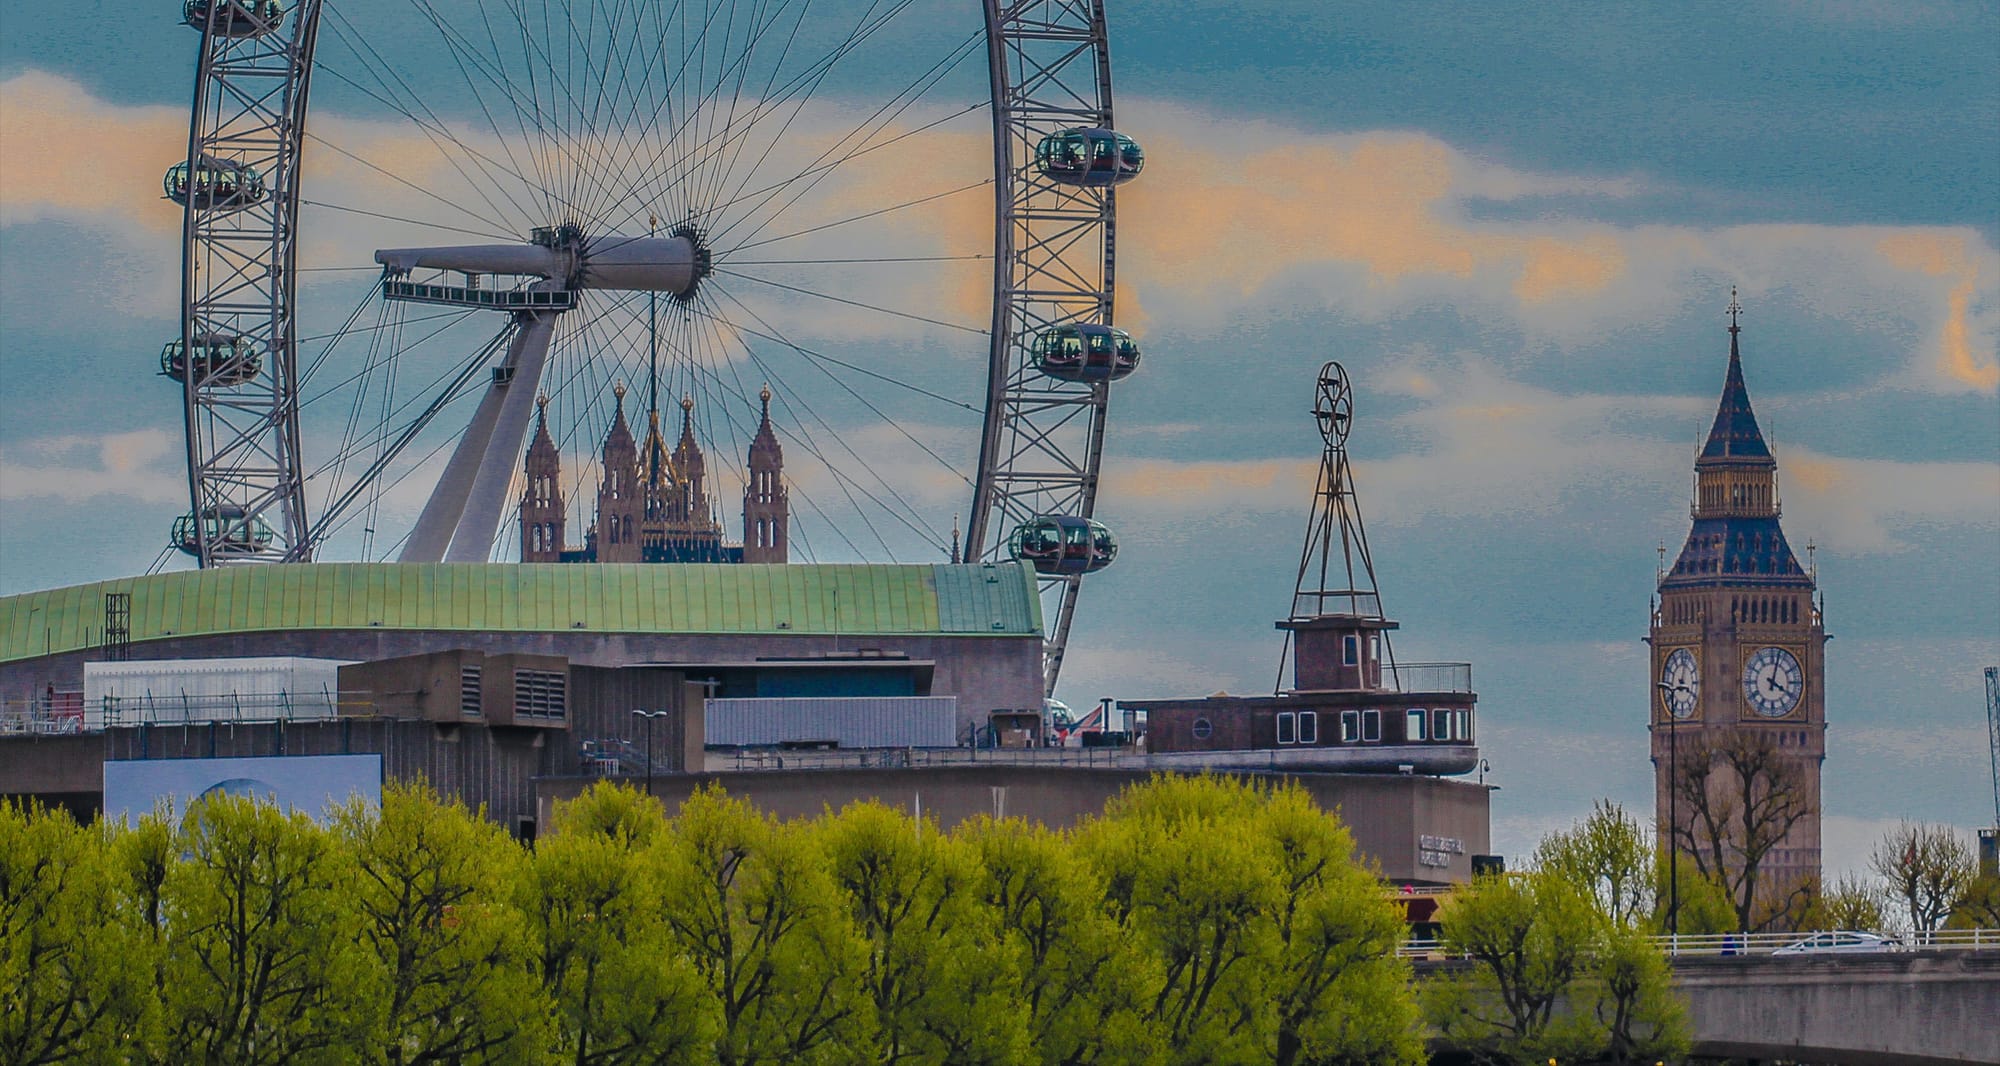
(1660, 649, 1699, 719)
(1742, 646, 1804, 718)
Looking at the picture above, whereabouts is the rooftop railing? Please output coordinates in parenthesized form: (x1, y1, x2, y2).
(1399, 926, 2000, 959)
(1384, 661, 1474, 694)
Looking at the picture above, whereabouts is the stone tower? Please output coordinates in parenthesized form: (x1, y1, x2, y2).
(1650, 293, 1826, 923)
(743, 385, 788, 563)
(595, 383, 641, 563)
(519, 395, 566, 562)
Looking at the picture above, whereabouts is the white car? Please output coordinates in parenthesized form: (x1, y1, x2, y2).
(1771, 931, 1904, 956)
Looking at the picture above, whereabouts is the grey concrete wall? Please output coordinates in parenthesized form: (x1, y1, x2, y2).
(537, 766, 1492, 884)
(1674, 951, 2000, 1065)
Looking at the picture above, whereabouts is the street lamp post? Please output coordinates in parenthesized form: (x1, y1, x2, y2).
(631, 709, 670, 796)
(1655, 681, 1685, 935)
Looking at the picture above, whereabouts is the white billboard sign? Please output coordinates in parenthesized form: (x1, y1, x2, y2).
(103, 754, 383, 825)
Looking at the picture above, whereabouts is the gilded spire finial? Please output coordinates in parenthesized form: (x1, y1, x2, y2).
(680, 393, 695, 413)
(1727, 286, 1742, 336)
(613, 380, 627, 402)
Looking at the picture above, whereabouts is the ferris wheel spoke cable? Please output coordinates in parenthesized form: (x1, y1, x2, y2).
(685, 291, 904, 558)
(699, 31, 976, 249)
(689, 99, 985, 236)
(713, 267, 984, 336)
(683, 0, 811, 225)
(607, 0, 916, 237)
(719, 178, 990, 259)
(303, 131, 518, 240)
(307, 321, 513, 525)
(700, 280, 959, 494)
(696, 285, 949, 548)
(703, 27, 982, 249)
(321, 11, 552, 231)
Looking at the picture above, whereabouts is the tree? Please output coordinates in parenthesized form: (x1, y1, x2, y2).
(526, 783, 715, 1065)
(1255, 784, 1421, 1066)
(654, 785, 867, 1066)
(1808, 873, 1890, 932)
(1427, 870, 1687, 1065)
(961, 815, 1160, 1066)
(1534, 801, 1654, 928)
(1079, 774, 1423, 1066)
(1425, 871, 1607, 1063)
(1945, 872, 2000, 930)
(157, 793, 370, 1065)
(1667, 731, 1817, 932)
(339, 782, 549, 1065)
(1081, 775, 1276, 1066)
(1588, 923, 1689, 1066)
(1869, 821, 1974, 935)
(0, 801, 157, 1064)
(813, 801, 1025, 1065)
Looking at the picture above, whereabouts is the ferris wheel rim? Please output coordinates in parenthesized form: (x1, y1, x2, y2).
(173, 0, 1130, 694)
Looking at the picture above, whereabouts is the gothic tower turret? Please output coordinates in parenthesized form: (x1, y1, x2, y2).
(669, 393, 708, 524)
(596, 383, 641, 563)
(743, 384, 788, 563)
(1650, 293, 1826, 929)
(519, 394, 565, 562)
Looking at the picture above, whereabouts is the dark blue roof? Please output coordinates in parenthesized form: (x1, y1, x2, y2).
(1699, 329, 1772, 461)
(1661, 515, 1811, 588)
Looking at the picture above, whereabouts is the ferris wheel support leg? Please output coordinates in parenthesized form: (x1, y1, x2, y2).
(398, 311, 557, 562)
(442, 312, 558, 562)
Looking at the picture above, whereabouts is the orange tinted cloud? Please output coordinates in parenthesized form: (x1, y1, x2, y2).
(1876, 231, 1998, 392)
(1117, 124, 1627, 307)
(0, 71, 186, 233)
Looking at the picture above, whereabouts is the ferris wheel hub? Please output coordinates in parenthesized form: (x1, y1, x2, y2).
(374, 231, 706, 299)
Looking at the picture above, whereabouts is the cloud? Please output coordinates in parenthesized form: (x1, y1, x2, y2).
(1781, 448, 2000, 553)
(0, 430, 185, 504)
(1875, 232, 1999, 392)
(0, 72, 188, 235)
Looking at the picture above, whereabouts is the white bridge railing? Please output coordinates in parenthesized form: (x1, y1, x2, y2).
(1399, 927, 2000, 959)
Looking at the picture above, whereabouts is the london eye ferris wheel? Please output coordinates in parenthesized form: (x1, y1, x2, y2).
(166, 0, 1145, 692)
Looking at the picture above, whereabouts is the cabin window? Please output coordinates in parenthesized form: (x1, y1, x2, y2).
(1434, 708, 1452, 741)
(1298, 712, 1318, 744)
(1276, 712, 1296, 745)
(1343, 635, 1359, 666)
(1407, 709, 1427, 741)
(1455, 709, 1472, 742)
(1340, 710, 1359, 743)
(1370, 635, 1381, 663)
(1362, 709, 1381, 743)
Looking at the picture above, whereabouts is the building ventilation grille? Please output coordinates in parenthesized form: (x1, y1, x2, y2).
(460, 666, 482, 717)
(515, 669, 566, 719)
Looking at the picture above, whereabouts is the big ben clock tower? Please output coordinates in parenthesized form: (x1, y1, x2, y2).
(1650, 292, 1827, 917)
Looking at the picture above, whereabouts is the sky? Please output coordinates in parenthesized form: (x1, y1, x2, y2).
(1, 0, 1996, 876)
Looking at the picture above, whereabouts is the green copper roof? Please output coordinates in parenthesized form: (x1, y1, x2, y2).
(0, 562, 1042, 663)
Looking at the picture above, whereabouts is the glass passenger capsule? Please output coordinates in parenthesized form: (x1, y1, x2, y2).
(164, 158, 267, 213)
(172, 505, 276, 557)
(1008, 515, 1118, 576)
(1033, 128, 1144, 187)
(1031, 324, 1140, 383)
(182, 0, 286, 38)
(161, 334, 261, 387)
